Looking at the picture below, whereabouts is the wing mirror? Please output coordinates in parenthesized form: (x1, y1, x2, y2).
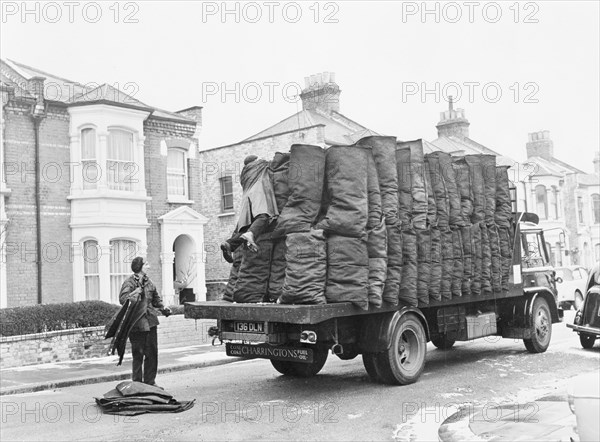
(556, 277, 563, 284)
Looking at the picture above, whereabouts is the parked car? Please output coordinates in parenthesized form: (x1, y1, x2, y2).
(568, 370, 600, 442)
(555, 266, 589, 310)
(568, 263, 600, 349)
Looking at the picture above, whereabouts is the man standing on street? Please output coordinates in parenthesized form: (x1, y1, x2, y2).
(119, 256, 171, 387)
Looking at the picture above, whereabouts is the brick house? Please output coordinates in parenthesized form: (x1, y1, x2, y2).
(198, 72, 379, 299)
(426, 102, 600, 268)
(522, 131, 599, 268)
(0, 59, 206, 308)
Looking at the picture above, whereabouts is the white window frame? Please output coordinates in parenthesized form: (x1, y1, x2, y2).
(83, 239, 100, 300)
(220, 175, 234, 213)
(107, 129, 135, 192)
(167, 147, 189, 201)
(109, 239, 139, 304)
(81, 128, 99, 190)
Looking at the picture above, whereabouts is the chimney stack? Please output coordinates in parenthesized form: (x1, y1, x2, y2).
(526, 130, 554, 160)
(300, 71, 340, 114)
(436, 96, 470, 138)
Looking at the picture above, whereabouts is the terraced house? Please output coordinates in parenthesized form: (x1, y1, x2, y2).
(0, 59, 205, 308)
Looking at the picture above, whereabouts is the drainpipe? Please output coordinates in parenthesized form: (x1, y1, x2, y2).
(32, 114, 43, 304)
(29, 76, 46, 304)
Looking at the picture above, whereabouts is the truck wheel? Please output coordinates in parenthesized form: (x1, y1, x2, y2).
(431, 334, 456, 350)
(271, 348, 328, 377)
(336, 346, 359, 361)
(362, 353, 381, 381)
(580, 333, 596, 349)
(271, 359, 295, 375)
(374, 314, 427, 385)
(288, 348, 328, 377)
(524, 297, 552, 353)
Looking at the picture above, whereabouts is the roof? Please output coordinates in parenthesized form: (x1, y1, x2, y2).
(577, 173, 600, 187)
(1, 59, 193, 123)
(243, 108, 378, 146)
(429, 135, 515, 167)
(526, 155, 585, 177)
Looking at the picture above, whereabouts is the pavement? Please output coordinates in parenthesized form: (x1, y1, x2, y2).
(0, 344, 590, 442)
(0, 343, 241, 396)
(438, 390, 579, 442)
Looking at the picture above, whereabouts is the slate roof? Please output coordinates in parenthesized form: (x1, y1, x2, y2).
(1, 59, 192, 123)
(243, 109, 379, 146)
(429, 134, 515, 167)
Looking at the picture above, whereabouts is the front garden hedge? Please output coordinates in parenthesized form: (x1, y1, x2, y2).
(0, 301, 120, 337)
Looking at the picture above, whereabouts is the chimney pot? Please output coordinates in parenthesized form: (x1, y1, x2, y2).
(323, 72, 330, 84)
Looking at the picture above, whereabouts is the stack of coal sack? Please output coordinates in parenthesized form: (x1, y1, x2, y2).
(222, 136, 514, 309)
(95, 381, 195, 416)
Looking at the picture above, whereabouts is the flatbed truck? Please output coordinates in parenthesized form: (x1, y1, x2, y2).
(185, 213, 562, 385)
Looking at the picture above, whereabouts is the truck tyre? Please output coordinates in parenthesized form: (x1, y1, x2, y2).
(524, 297, 552, 353)
(580, 333, 596, 349)
(271, 359, 295, 375)
(373, 313, 427, 385)
(362, 353, 382, 381)
(431, 334, 456, 350)
(271, 348, 329, 377)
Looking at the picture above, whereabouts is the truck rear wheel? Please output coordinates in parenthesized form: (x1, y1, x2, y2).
(524, 297, 552, 353)
(373, 313, 427, 385)
(362, 353, 381, 381)
(580, 333, 596, 349)
(431, 334, 456, 350)
(270, 348, 328, 377)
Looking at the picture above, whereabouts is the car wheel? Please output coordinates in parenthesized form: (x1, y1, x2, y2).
(574, 291, 583, 310)
(580, 333, 596, 349)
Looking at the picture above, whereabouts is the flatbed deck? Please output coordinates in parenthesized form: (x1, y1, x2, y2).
(185, 287, 524, 324)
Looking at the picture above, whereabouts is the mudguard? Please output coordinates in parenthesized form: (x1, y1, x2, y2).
(358, 307, 429, 353)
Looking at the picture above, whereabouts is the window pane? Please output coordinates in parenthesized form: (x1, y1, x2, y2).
(535, 185, 547, 220)
(107, 130, 133, 160)
(81, 129, 96, 159)
(592, 194, 600, 224)
(110, 240, 137, 304)
(83, 240, 100, 301)
(167, 149, 187, 196)
(168, 149, 185, 170)
(220, 176, 233, 211)
(167, 173, 185, 196)
(107, 130, 135, 191)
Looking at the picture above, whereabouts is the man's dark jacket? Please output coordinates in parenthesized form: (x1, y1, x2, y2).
(105, 273, 165, 365)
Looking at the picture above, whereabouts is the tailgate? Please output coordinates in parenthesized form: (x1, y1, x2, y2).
(184, 301, 397, 324)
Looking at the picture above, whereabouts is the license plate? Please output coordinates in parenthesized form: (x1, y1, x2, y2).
(226, 343, 313, 363)
(233, 321, 265, 333)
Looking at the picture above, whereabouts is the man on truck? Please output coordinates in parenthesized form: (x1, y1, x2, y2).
(220, 154, 278, 261)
